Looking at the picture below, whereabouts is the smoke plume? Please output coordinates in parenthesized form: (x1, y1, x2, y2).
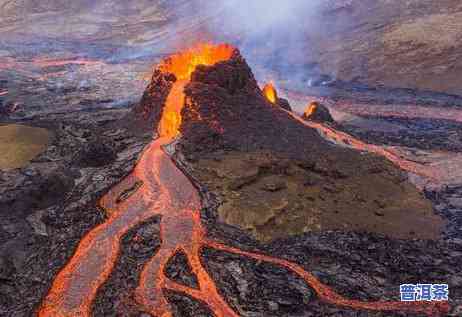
(192, 0, 323, 83)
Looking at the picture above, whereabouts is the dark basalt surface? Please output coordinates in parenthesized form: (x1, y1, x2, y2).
(165, 251, 200, 290)
(166, 291, 214, 317)
(0, 107, 152, 316)
(302, 101, 335, 124)
(169, 51, 443, 242)
(131, 69, 176, 133)
(123, 50, 461, 315)
(179, 53, 328, 159)
(342, 116, 462, 152)
(92, 216, 161, 316)
(1, 48, 461, 316)
(185, 156, 462, 316)
(199, 209, 462, 316)
(74, 136, 118, 168)
(176, 51, 405, 170)
(202, 247, 416, 317)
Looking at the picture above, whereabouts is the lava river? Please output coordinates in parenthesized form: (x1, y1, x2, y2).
(38, 44, 449, 317)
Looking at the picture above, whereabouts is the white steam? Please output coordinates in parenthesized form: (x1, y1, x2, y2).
(191, 0, 324, 84)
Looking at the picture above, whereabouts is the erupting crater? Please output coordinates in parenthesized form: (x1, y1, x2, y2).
(156, 44, 234, 138)
(38, 43, 449, 317)
(263, 82, 277, 104)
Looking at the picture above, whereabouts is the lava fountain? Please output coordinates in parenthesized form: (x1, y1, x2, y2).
(303, 101, 318, 118)
(38, 43, 449, 317)
(157, 43, 234, 138)
(263, 82, 277, 104)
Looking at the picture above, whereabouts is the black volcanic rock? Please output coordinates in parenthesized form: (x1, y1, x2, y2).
(74, 137, 117, 167)
(302, 101, 335, 124)
(132, 48, 445, 242)
(277, 98, 292, 112)
(179, 51, 328, 159)
(135, 49, 443, 242)
(0, 114, 149, 315)
(130, 69, 176, 132)
(0, 101, 16, 117)
(174, 51, 365, 170)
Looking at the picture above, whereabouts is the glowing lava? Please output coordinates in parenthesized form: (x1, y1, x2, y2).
(303, 101, 319, 118)
(158, 43, 234, 81)
(157, 43, 234, 138)
(293, 111, 441, 181)
(263, 82, 277, 103)
(158, 81, 187, 138)
(39, 44, 449, 317)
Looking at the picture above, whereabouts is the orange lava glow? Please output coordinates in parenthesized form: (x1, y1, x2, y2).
(158, 43, 234, 81)
(39, 45, 449, 317)
(281, 88, 460, 184)
(304, 101, 318, 117)
(157, 43, 234, 138)
(205, 240, 449, 316)
(263, 82, 277, 103)
(158, 80, 187, 138)
(292, 111, 440, 181)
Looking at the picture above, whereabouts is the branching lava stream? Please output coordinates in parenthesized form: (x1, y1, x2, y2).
(38, 44, 449, 317)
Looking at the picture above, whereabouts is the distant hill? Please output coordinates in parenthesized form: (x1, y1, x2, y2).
(304, 0, 462, 95)
(1, 0, 461, 95)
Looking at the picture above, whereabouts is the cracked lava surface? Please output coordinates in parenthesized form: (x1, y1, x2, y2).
(38, 44, 450, 317)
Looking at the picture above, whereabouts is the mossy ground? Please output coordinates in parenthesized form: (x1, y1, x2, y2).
(0, 124, 52, 170)
(192, 150, 444, 242)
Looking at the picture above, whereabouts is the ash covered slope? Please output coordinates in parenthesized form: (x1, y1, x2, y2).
(2, 0, 461, 96)
(135, 49, 445, 242)
(303, 0, 462, 95)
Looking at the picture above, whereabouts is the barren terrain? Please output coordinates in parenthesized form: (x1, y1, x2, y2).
(1, 1, 462, 316)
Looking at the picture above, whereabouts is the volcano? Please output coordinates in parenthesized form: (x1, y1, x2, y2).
(35, 43, 450, 317)
(133, 44, 444, 242)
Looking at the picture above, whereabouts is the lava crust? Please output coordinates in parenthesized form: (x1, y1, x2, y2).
(37, 44, 450, 317)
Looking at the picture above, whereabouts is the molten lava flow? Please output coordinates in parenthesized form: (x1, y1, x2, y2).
(38, 43, 238, 317)
(281, 88, 456, 182)
(205, 240, 449, 316)
(263, 82, 277, 103)
(39, 44, 449, 317)
(158, 43, 234, 81)
(293, 111, 440, 181)
(158, 81, 187, 138)
(157, 43, 234, 138)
